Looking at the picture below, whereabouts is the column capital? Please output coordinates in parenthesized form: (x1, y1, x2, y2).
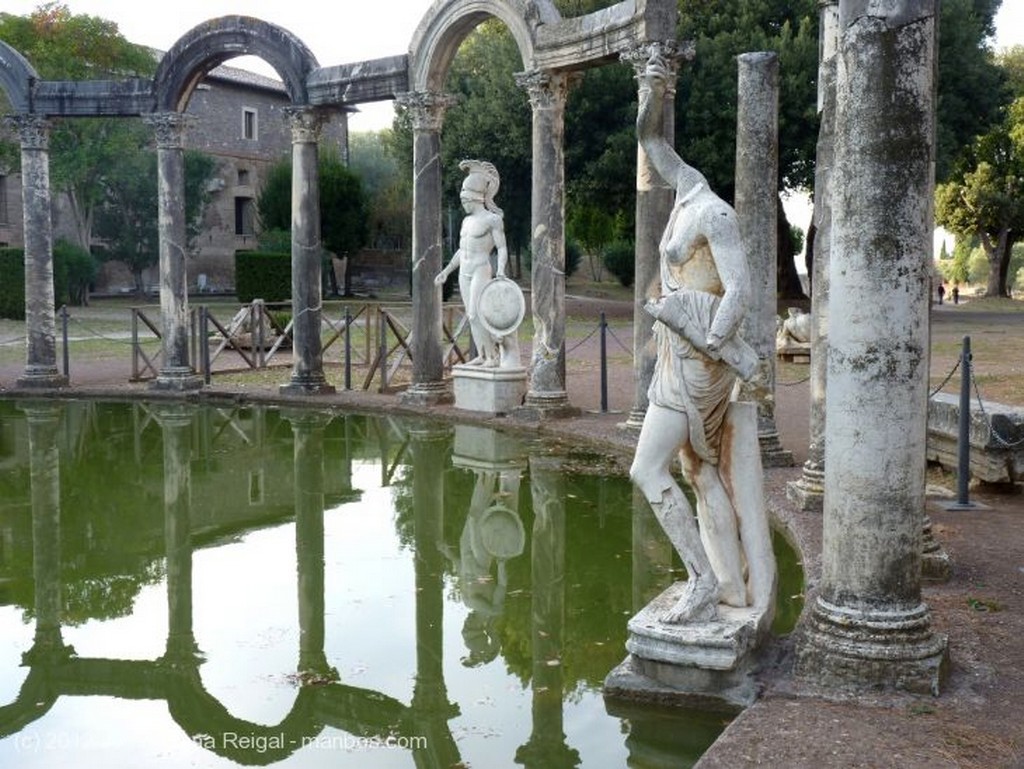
(620, 40, 693, 74)
(284, 106, 330, 144)
(144, 112, 192, 150)
(514, 70, 577, 111)
(395, 91, 459, 131)
(4, 114, 51, 150)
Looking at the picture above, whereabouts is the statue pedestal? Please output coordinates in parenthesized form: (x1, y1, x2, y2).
(776, 340, 811, 364)
(452, 365, 527, 415)
(604, 581, 770, 711)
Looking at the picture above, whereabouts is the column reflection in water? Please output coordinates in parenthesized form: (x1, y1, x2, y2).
(516, 454, 580, 769)
(286, 410, 335, 680)
(408, 421, 461, 768)
(632, 486, 675, 613)
(447, 426, 526, 667)
(22, 403, 70, 660)
(155, 404, 201, 661)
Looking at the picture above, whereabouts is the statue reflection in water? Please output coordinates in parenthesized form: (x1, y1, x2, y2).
(443, 461, 525, 666)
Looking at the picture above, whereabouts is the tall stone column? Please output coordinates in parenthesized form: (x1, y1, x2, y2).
(735, 52, 792, 466)
(795, 0, 947, 693)
(22, 403, 69, 658)
(396, 92, 457, 406)
(11, 116, 66, 389)
(287, 410, 333, 677)
(408, 422, 461, 766)
(620, 43, 685, 430)
(155, 404, 200, 660)
(516, 455, 579, 768)
(281, 107, 335, 395)
(146, 113, 202, 391)
(515, 71, 577, 419)
(789, 0, 840, 510)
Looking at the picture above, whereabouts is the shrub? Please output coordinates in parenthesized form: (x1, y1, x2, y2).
(53, 239, 96, 306)
(0, 248, 25, 320)
(602, 240, 636, 287)
(235, 251, 291, 303)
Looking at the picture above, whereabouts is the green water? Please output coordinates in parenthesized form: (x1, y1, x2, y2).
(0, 400, 801, 768)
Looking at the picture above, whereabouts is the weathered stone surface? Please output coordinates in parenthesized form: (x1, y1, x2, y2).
(795, 0, 947, 694)
(452, 365, 527, 415)
(307, 55, 409, 106)
(927, 392, 1024, 484)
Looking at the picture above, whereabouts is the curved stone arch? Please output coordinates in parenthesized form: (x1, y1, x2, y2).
(153, 16, 319, 113)
(408, 0, 561, 92)
(0, 41, 39, 114)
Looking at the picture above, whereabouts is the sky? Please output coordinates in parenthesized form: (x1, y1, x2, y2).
(3, 0, 1023, 134)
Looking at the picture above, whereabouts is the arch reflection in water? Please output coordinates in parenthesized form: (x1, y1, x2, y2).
(0, 400, 741, 768)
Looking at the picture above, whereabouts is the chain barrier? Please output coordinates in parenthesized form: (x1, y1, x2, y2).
(566, 324, 600, 354)
(67, 315, 146, 346)
(778, 374, 810, 386)
(970, 366, 1024, 449)
(604, 325, 634, 359)
(0, 332, 25, 346)
(929, 357, 961, 398)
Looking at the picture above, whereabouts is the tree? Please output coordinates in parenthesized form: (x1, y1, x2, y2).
(349, 130, 411, 250)
(0, 3, 157, 250)
(256, 150, 369, 295)
(935, 98, 1024, 297)
(93, 148, 216, 294)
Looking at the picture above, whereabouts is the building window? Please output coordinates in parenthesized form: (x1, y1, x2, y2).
(237, 168, 250, 186)
(242, 108, 257, 141)
(235, 197, 255, 236)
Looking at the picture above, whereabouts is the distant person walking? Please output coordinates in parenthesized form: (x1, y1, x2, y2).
(952, 285, 960, 305)
(937, 283, 945, 304)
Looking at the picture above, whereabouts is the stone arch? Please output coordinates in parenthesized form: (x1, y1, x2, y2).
(408, 0, 560, 92)
(0, 41, 39, 113)
(152, 16, 319, 113)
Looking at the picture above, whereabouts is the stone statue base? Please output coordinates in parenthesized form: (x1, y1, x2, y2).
(604, 582, 770, 711)
(452, 365, 527, 415)
(776, 340, 811, 363)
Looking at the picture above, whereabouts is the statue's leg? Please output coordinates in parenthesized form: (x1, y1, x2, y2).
(630, 404, 719, 623)
(461, 270, 486, 365)
(680, 446, 747, 607)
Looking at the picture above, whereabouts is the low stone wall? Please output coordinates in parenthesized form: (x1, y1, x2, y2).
(927, 392, 1024, 484)
(347, 249, 410, 296)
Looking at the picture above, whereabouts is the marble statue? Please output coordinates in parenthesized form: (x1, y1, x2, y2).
(777, 307, 811, 347)
(435, 160, 522, 369)
(629, 54, 775, 626)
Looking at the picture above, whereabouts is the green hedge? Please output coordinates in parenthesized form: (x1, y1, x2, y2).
(0, 248, 25, 320)
(235, 251, 291, 303)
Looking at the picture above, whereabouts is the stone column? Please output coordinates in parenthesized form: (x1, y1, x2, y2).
(397, 91, 458, 406)
(515, 71, 577, 419)
(620, 43, 686, 430)
(22, 403, 69, 658)
(795, 0, 947, 694)
(155, 404, 200, 660)
(408, 422, 461, 766)
(287, 410, 333, 677)
(280, 107, 335, 395)
(516, 454, 579, 768)
(789, 0, 840, 511)
(11, 116, 66, 388)
(146, 113, 202, 391)
(735, 52, 792, 467)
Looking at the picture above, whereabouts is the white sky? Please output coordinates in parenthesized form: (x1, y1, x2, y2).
(3, 0, 1022, 132)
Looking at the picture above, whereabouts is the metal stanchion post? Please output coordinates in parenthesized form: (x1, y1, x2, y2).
(60, 305, 69, 379)
(344, 306, 352, 391)
(600, 311, 608, 413)
(201, 307, 211, 385)
(943, 335, 986, 511)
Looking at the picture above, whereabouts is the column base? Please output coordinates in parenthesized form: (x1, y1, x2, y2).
(758, 429, 794, 467)
(152, 367, 203, 392)
(279, 374, 336, 396)
(921, 515, 953, 583)
(618, 406, 646, 432)
(512, 390, 580, 421)
(795, 597, 949, 696)
(787, 461, 825, 511)
(399, 380, 453, 407)
(16, 367, 68, 389)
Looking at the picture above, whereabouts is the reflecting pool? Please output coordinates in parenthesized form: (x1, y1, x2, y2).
(0, 400, 801, 768)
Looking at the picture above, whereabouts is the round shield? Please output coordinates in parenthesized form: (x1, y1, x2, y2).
(478, 504, 526, 559)
(478, 276, 526, 337)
